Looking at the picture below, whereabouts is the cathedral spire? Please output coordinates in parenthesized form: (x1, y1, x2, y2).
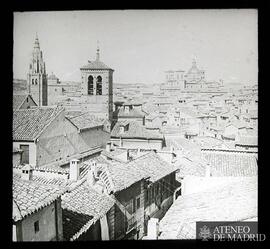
(96, 40, 100, 61)
(34, 32, 40, 49)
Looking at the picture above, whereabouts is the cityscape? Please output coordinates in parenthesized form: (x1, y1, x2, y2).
(13, 10, 258, 241)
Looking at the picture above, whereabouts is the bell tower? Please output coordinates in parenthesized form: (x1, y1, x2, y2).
(80, 44, 114, 122)
(27, 34, 48, 106)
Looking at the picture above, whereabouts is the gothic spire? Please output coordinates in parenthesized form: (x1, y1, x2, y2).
(34, 33, 40, 49)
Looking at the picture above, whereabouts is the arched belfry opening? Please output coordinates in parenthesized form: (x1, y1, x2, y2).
(96, 76, 102, 95)
(88, 75, 94, 95)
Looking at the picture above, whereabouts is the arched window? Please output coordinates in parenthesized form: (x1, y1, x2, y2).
(88, 75, 93, 95)
(96, 76, 102, 95)
(35, 79, 38, 85)
(32, 79, 34, 85)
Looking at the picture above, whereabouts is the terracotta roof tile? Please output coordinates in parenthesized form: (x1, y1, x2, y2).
(81, 151, 176, 193)
(111, 121, 163, 140)
(82, 156, 144, 193)
(114, 108, 146, 118)
(13, 94, 28, 110)
(13, 174, 66, 222)
(202, 151, 257, 177)
(80, 60, 113, 70)
(66, 112, 105, 130)
(159, 177, 257, 239)
(61, 180, 115, 240)
(127, 152, 177, 183)
(62, 209, 94, 241)
(13, 107, 64, 141)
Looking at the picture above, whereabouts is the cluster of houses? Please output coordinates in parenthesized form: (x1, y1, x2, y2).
(12, 96, 182, 241)
(12, 35, 258, 241)
(12, 93, 258, 241)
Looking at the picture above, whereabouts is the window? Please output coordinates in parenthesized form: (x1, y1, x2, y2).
(125, 199, 134, 214)
(26, 97, 28, 103)
(20, 144, 29, 164)
(32, 79, 34, 85)
(145, 189, 149, 203)
(136, 197, 140, 210)
(88, 75, 94, 95)
(96, 76, 102, 95)
(35, 79, 38, 85)
(34, 221, 39, 233)
(133, 198, 136, 213)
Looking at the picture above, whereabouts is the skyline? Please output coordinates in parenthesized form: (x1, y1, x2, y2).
(13, 9, 258, 85)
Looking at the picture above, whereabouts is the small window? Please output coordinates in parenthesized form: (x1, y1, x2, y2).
(145, 190, 149, 203)
(133, 198, 136, 213)
(34, 221, 39, 233)
(26, 97, 29, 103)
(136, 197, 140, 209)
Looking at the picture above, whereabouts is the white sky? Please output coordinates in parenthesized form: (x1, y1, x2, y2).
(13, 9, 258, 84)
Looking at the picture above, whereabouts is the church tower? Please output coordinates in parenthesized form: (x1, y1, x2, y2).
(80, 45, 114, 121)
(27, 34, 48, 106)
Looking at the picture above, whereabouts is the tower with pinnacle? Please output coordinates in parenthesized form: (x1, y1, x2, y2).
(27, 34, 48, 106)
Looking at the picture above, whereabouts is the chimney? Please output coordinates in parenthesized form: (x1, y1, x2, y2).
(21, 164, 33, 181)
(147, 218, 159, 239)
(124, 105, 130, 114)
(171, 152, 175, 164)
(115, 149, 130, 162)
(87, 168, 96, 187)
(106, 142, 111, 152)
(69, 159, 80, 181)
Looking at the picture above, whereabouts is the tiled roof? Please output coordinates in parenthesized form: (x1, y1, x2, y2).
(176, 157, 206, 177)
(236, 136, 258, 146)
(35, 146, 102, 170)
(82, 156, 145, 193)
(193, 136, 225, 149)
(66, 112, 105, 130)
(114, 108, 146, 118)
(13, 174, 66, 222)
(127, 152, 177, 183)
(111, 121, 164, 140)
(81, 151, 176, 193)
(62, 209, 94, 241)
(164, 137, 201, 158)
(13, 107, 64, 141)
(31, 175, 69, 187)
(80, 60, 113, 70)
(61, 180, 115, 240)
(13, 94, 28, 110)
(202, 151, 257, 177)
(159, 177, 257, 239)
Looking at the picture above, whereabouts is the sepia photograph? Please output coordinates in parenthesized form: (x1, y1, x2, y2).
(12, 9, 259, 241)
